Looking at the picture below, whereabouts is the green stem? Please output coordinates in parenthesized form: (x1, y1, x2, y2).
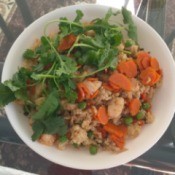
(67, 35, 80, 56)
(38, 74, 57, 79)
(73, 66, 107, 79)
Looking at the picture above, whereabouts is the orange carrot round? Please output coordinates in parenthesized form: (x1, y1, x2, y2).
(136, 51, 150, 70)
(141, 56, 150, 69)
(110, 134, 125, 149)
(96, 106, 109, 125)
(109, 72, 132, 91)
(150, 57, 160, 71)
(129, 98, 141, 116)
(77, 82, 90, 102)
(103, 123, 127, 138)
(103, 83, 120, 92)
(140, 67, 160, 86)
(118, 60, 138, 78)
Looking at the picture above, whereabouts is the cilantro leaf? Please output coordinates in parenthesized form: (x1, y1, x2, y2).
(12, 67, 31, 88)
(122, 7, 137, 42)
(32, 90, 59, 120)
(0, 83, 16, 106)
(43, 116, 67, 135)
(32, 121, 45, 141)
(4, 80, 20, 91)
(23, 49, 37, 59)
(31, 116, 68, 141)
(74, 10, 84, 22)
(55, 55, 78, 76)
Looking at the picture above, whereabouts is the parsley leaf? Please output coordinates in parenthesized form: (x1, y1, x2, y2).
(0, 83, 16, 106)
(32, 90, 59, 120)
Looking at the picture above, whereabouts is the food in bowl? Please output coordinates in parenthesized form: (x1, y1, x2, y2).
(0, 7, 162, 155)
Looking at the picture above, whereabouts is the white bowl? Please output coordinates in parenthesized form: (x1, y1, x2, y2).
(2, 4, 175, 170)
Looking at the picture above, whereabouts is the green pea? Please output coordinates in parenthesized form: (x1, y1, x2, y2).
(87, 130, 93, 138)
(136, 111, 144, 120)
(124, 116, 133, 125)
(142, 102, 151, 110)
(89, 145, 98, 155)
(59, 135, 68, 143)
(78, 102, 87, 109)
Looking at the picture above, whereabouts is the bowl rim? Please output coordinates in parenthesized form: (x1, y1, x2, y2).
(2, 4, 175, 170)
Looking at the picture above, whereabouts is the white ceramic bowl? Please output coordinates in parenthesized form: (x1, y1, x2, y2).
(2, 4, 175, 170)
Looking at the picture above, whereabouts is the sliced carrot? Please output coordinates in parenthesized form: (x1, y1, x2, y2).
(118, 60, 138, 78)
(141, 56, 150, 69)
(109, 72, 132, 91)
(110, 134, 125, 149)
(103, 123, 127, 138)
(154, 72, 161, 84)
(58, 34, 77, 52)
(96, 106, 109, 125)
(103, 82, 120, 92)
(77, 82, 90, 102)
(129, 98, 141, 116)
(140, 67, 160, 86)
(150, 57, 160, 71)
(157, 69, 163, 76)
(136, 51, 150, 70)
(89, 89, 99, 99)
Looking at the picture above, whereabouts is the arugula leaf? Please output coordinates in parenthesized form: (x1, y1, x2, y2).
(0, 83, 16, 106)
(32, 90, 59, 120)
(32, 121, 45, 141)
(122, 7, 137, 42)
(23, 49, 37, 59)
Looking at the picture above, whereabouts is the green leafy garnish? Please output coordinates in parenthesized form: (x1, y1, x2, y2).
(0, 83, 16, 106)
(0, 7, 138, 144)
(122, 7, 137, 42)
(32, 90, 59, 120)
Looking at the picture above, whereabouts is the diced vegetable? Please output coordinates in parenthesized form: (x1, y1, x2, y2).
(78, 102, 87, 109)
(142, 102, 151, 110)
(96, 106, 109, 125)
(129, 98, 141, 116)
(109, 72, 132, 91)
(118, 60, 138, 78)
(136, 111, 144, 120)
(89, 145, 98, 155)
(124, 116, 133, 125)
